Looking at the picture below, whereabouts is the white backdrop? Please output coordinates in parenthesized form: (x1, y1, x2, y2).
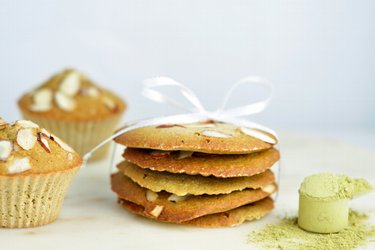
(1, 0, 374, 132)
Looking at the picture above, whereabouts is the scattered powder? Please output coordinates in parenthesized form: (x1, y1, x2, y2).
(248, 210, 375, 250)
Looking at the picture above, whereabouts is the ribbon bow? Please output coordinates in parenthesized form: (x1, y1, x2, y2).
(83, 76, 278, 162)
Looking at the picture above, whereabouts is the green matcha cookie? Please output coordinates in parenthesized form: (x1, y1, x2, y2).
(111, 172, 276, 223)
(115, 121, 277, 154)
(120, 197, 274, 228)
(123, 147, 280, 178)
(117, 160, 275, 195)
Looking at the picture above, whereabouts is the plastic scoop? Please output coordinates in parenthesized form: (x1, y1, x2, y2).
(298, 173, 372, 233)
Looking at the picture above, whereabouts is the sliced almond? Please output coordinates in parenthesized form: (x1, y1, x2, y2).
(55, 91, 76, 111)
(29, 103, 52, 112)
(156, 124, 186, 129)
(41, 128, 51, 138)
(17, 128, 37, 150)
(33, 88, 53, 104)
(37, 132, 51, 153)
(201, 130, 232, 138)
(177, 151, 193, 159)
(67, 153, 73, 161)
(184, 123, 215, 128)
(15, 120, 39, 129)
(0, 140, 13, 161)
(102, 96, 117, 111)
(31, 88, 53, 112)
(261, 184, 276, 194)
(239, 127, 277, 144)
(52, 134, 75, 153)
(149, 205, 164, 218)
(168, 194, 188, 203)
(146, 190, 158, 202)
(7, 157, 32, 174)
(59, 71, 81, 96)
(81, 86, 99, 97)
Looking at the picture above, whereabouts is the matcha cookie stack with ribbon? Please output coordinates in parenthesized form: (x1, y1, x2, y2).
(111, 121, 280, 227)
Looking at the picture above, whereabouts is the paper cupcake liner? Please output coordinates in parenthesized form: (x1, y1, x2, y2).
(0, 167, 78, 228)
(21, 113, 123, 161)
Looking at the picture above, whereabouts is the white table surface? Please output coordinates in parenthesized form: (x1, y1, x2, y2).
(1, 131, 375, 250)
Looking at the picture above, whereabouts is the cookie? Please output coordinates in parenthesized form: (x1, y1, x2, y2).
(119, 197, 274, 228)
(111, 172, 276, 223)
(117, 161, 275, 195)
(123, 147, 280, 178)
(184, 197, 274, 227)
(114, 121, 276, 154)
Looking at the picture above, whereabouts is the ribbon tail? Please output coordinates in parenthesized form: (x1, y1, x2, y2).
(82, 113, 208, 163)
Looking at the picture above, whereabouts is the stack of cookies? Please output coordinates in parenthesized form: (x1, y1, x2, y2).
(111, 121, 280, 227)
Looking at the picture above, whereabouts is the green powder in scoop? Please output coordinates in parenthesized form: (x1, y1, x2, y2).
(248, 210, 375, 250)
(297, 173, 373, 233)
(299, 173, 372, 201)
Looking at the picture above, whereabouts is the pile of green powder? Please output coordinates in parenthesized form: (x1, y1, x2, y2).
(248, 210, 375, 250)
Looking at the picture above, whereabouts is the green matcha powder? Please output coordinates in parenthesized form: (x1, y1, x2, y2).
(248, 210, 375, 250)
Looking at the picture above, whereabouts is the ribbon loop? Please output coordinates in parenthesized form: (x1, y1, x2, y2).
(142, 77, 205, 113)
(218, 76, 274, 117)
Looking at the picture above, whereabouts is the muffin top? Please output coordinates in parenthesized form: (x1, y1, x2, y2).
(18, 69, 126, 121)
(0, 118, 82, 176)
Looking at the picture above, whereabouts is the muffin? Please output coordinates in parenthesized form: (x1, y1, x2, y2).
(18, 69, 126, 160)
(0, 118, 82, 228)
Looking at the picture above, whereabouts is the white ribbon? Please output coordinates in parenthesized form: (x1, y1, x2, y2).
(83, 76, 278, 162)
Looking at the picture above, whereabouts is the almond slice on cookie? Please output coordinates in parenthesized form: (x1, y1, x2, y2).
(149, 205, 164, 218)
(201, 130, 232, 138)
(239, 127, 276, 144)
(146, 190, 158, 202)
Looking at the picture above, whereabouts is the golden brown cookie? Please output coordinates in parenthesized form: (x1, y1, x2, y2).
(117, 161, 275, 195)
(184, 197, 274, 227)
(124, 147, 280, 178)
(115, 122, 276, 154)
(111, 172, 276, 223)
(119, 197, 274, 228)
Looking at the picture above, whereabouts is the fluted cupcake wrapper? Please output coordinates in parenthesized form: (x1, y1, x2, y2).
(0, 167, 79, 228)
(21, 114, 123, 161)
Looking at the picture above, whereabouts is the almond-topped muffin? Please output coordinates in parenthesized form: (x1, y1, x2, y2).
(0, 119, 82, 228)
(18, 69, 127, 160)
